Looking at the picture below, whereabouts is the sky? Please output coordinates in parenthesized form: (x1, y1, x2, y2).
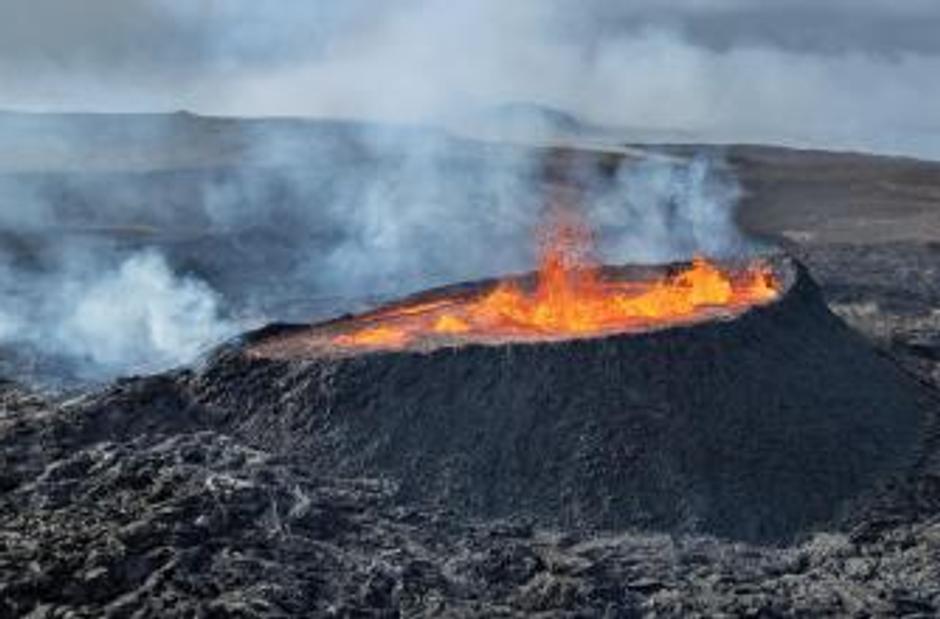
(1, 0, 940, 157)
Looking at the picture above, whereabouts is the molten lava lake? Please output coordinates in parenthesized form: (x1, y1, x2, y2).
(250, 256, 783, 359)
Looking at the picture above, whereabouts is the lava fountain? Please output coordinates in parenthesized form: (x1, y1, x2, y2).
(323, 210, 778, 352)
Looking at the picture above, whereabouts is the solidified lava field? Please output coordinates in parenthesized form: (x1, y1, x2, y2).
(2, 115, 940, 617)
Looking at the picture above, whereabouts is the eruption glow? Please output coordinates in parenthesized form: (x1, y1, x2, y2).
(325, 210, 779, 352)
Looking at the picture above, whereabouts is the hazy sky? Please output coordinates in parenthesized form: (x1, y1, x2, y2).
(2, 0, 940, 158)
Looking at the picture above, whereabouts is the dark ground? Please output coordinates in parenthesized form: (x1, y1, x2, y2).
(2, 114, 940, 616)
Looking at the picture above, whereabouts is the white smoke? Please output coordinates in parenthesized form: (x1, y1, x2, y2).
(311, 131, 542, 296)
(0, 308, 22, 341)
(0, 250, 236, 381)
(210, 124, 752, 302)
(593, 156, 747, 263)
(54, 251, 235, 371)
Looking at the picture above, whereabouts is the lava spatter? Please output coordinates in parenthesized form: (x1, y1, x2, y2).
(328, 211, 778, 351)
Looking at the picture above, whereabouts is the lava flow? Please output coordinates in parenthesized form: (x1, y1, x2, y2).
(331, 213, 779, 351)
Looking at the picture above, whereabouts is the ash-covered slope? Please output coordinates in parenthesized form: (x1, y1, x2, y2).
(178, 257, 927, 542)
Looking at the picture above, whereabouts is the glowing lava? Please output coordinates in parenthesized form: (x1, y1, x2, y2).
(329, 212, 779, 351)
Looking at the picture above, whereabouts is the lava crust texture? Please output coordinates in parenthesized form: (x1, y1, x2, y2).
(191, 256, 925, 542)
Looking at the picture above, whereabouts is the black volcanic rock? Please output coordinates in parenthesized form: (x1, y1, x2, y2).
(181, 257, 929, 542)
(1, 258, 939, 616)
(2, 424, 939, 617)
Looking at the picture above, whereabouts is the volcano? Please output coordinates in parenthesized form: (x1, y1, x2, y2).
(185, 252, 927, 543)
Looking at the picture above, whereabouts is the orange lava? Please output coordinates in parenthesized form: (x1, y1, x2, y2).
(331, 212, 779, 350)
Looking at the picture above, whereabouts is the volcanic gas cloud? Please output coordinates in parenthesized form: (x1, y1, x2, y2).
(278, 210, 780, 354)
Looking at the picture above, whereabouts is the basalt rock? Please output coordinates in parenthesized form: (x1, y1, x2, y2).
(175, 256, 930, 542)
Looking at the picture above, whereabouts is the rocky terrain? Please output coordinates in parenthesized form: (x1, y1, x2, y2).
(2, 114, 940, 616)
(1, 377, 939, 617)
